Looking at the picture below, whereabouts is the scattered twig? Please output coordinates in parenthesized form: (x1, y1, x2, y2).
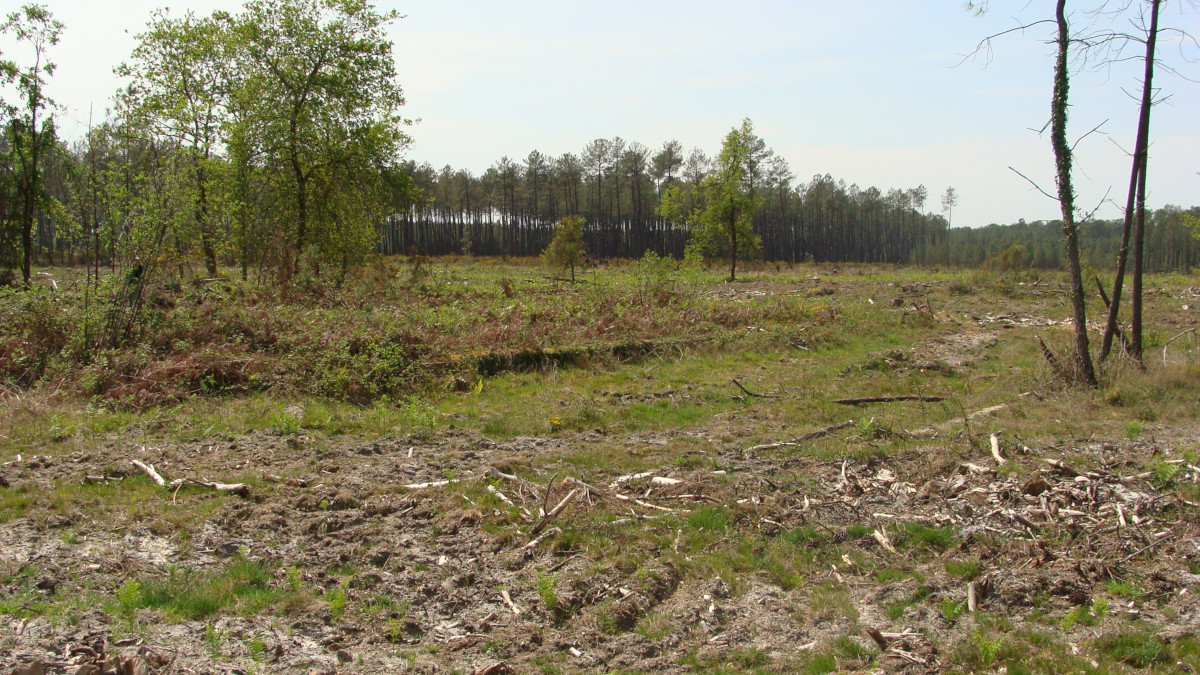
(833, 395, 946, 405)
(990, 434, 1008, 466)
(730, 378, 779, 399)
(746, 420, 855, 451)
(564, 477, 679, 513)
(168, 478, 249, 497)
(887, 648, 928, 665)
(525, 527, 561, 550)
(404, 479, 459, 490)
(131, 460, 165, 487)
(1163, 328, 1197, 365)
(1120, 531, 1174, 563)
(500, 589, 522, 616)
(529, 487, 580, 537)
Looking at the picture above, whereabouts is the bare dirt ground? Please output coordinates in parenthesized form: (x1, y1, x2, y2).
(5, 415, 1199, 674)
(3, 277, 1200, 674)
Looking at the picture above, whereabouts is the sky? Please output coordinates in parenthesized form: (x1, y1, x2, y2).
(3, 0, 1198, 229)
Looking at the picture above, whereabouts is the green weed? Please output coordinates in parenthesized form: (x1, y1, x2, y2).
(131, 559, 277, 621)
(941, 597, 967, 625)
(1059, 599, 1107, 630)
(1094, 630, 1168, 668)
(327, 583, 349, 622)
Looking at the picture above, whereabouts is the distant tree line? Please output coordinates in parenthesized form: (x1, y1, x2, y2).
(916, 207, 1200, 273)
(386, 139, 955, 266)
(3, 1, 1197, 287)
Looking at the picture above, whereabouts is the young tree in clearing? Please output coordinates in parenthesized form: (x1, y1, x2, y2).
(542, 214, 586, 282)
(1, 3, 63, 285)
(660, 118, 764, 282)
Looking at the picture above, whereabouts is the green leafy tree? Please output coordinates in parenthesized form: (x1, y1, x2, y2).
(542, 214, 586, 281)
(1, 3, 62, 285)
(661, 118, 764, 281)
(228, 0, 411, 276)
(117, 9, 232, 276)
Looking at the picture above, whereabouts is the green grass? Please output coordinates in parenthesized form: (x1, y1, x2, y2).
(1094, 631, 1169, 668)
(687, 506, 730, 532)
(944, 559, 981, 581)
(900, 523, 958, 552)
(119, 559, 280, 621)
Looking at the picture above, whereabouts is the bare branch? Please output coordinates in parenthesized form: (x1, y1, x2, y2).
(1080, 186, 1114, 222)
(1071, 120, 1109, 151)
(1009, 166, 1058, 202)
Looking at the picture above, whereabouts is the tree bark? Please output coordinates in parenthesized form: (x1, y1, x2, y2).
(1052, 0, 1098, 387)
(1101, 0, 1159, 365)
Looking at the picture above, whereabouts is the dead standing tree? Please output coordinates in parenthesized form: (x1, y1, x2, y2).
(968, 1, 1192, 373)
(1099, 0, 1163, 366)
(965, 1, 1099, 386)
(1051, 0, 1100, 387)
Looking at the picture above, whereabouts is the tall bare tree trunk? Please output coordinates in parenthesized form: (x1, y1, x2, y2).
(1052, 0, 1099, 387)
(1100, 0, 1160, 365)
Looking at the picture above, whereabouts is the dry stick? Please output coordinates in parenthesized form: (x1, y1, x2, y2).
(404, 479, 459, 490)
(170, 478, 249, 496)
(563, 477, 678, 513)
(990, 434, 1008, 466)
(525, 527, 561, 550)
(1043, 458, 1081, 478)
(730, 378, 779, 399)
(797, 420, 855, 441)
(1036, 335, 1072, 384)
(967, 582, 978, 613)
(486, 484, 516, 507)
(867, 627, 889, 651)
(529, 488, 580, 537)
(745, 420, 855, 452)
(1163, 328, 1197, 366)
(131, 460, 166, 487)
(833, 395, 946, 405)
(872, 528, 897, 553)
(499, 589, 522, 616)
(474, 661, 513, 675)
(745, 440, 801, 452)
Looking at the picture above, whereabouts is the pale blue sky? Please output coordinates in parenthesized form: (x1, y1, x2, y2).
(5, 1, 1198, 229)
